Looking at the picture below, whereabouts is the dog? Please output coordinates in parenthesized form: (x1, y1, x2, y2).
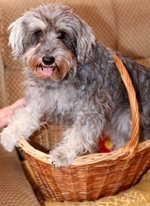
(0, 3, 150, 167)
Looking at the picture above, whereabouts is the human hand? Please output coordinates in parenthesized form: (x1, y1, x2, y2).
(0, 98, 26, 128)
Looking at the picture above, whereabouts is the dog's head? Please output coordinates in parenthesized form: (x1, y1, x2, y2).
(9, 4, 95, 81)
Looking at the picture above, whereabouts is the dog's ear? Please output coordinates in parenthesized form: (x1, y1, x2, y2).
(8, 17, 26, 58)
(76, 18, 96, 62)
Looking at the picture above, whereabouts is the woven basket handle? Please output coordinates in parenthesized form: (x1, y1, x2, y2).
(113, 55, 140, 153)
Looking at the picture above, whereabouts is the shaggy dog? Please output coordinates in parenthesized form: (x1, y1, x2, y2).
(0, 4, 150, 167)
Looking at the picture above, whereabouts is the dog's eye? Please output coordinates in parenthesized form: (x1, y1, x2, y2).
(33, 30, 43, 39)
(31, 30, 43, 46)
(58, 31, 66, 40)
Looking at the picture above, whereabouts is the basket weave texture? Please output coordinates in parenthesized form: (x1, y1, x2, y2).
(19, 55, 150, 202)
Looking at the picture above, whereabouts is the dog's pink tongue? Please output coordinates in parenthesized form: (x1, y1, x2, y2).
(42, 67, 53, 76)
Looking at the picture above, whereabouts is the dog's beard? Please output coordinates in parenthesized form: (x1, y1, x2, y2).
(22, 47, 77, 81)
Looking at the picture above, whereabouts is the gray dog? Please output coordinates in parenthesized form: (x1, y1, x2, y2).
(0, 4, 150, 167)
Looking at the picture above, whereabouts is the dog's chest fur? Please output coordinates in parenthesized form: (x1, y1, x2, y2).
(24, 72, 83, 118)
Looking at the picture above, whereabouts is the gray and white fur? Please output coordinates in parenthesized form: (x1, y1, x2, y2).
(0, 4, 150, 167)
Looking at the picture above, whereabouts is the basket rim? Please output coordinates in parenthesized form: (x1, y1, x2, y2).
(19, 138, 150, 167)
(18, 55, 140, 166)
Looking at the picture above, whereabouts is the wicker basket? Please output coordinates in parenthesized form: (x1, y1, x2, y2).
(18, 55, 150, 202)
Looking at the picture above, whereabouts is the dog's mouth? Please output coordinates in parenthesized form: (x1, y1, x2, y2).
(39, 64, 57, 77)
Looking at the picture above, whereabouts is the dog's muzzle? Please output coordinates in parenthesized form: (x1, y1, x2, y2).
(40, 56, 57, 77)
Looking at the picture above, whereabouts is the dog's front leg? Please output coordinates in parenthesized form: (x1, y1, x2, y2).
(50, 112, 105, 167)
(0, 101, 42, 152)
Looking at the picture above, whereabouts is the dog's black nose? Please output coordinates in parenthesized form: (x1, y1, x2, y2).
(42, 56, 55, 65)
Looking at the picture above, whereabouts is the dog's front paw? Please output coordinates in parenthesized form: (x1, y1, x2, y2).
(0, 128, 18, 152)
(49, 146, 76, 167)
